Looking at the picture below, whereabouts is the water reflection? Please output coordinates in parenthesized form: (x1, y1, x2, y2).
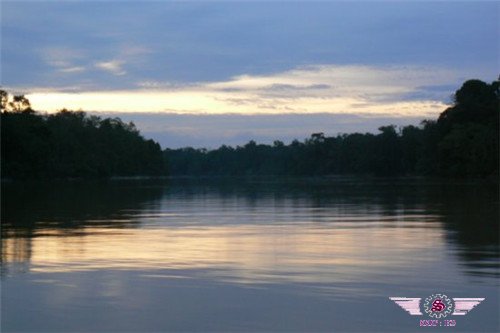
(1, 180, 163, 275)
(1, 180, 164, 227)
(434, 182, 500, 279)
(2, 178, 498, 282)
(2, 178, 499, 332)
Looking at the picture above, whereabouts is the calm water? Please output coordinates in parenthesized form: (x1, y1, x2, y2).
(1, 178, 499, 332)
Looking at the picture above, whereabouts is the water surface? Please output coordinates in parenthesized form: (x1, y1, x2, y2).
(1, 178, 499, 332)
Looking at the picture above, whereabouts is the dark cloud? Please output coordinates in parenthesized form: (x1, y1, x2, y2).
(264, 84, 331, 91)
(2, 2, 498, 89)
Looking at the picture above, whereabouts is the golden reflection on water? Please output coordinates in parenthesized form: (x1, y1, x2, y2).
(2, 220, 445, 284)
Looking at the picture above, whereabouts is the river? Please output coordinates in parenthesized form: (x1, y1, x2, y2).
(1, 177, 498, 332)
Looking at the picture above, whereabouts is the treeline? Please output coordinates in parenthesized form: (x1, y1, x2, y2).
(1, 91, 166, 179)
(165, 79, 499, 178)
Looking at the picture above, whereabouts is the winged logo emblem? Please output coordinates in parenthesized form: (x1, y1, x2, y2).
(390, 295, 485, 317)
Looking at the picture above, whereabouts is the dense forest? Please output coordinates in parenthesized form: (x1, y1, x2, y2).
(1, 78, 498, 180)
(165, 79, 499, 178)
(1, 90, 166, 179)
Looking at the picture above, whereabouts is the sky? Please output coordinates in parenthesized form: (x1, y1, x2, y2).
(1, 1, 498, 148)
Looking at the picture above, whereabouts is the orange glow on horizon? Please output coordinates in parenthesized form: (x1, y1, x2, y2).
(21, 64, 456, 117)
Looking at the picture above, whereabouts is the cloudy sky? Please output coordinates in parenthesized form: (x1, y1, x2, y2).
(1, 1, 498, 148)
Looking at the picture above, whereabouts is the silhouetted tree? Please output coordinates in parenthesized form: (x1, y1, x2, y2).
(0, 89, 8, 112)
(436, 79, 499, 176)
(164, 78, 499, 179)
(1, 91, 167, 179)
